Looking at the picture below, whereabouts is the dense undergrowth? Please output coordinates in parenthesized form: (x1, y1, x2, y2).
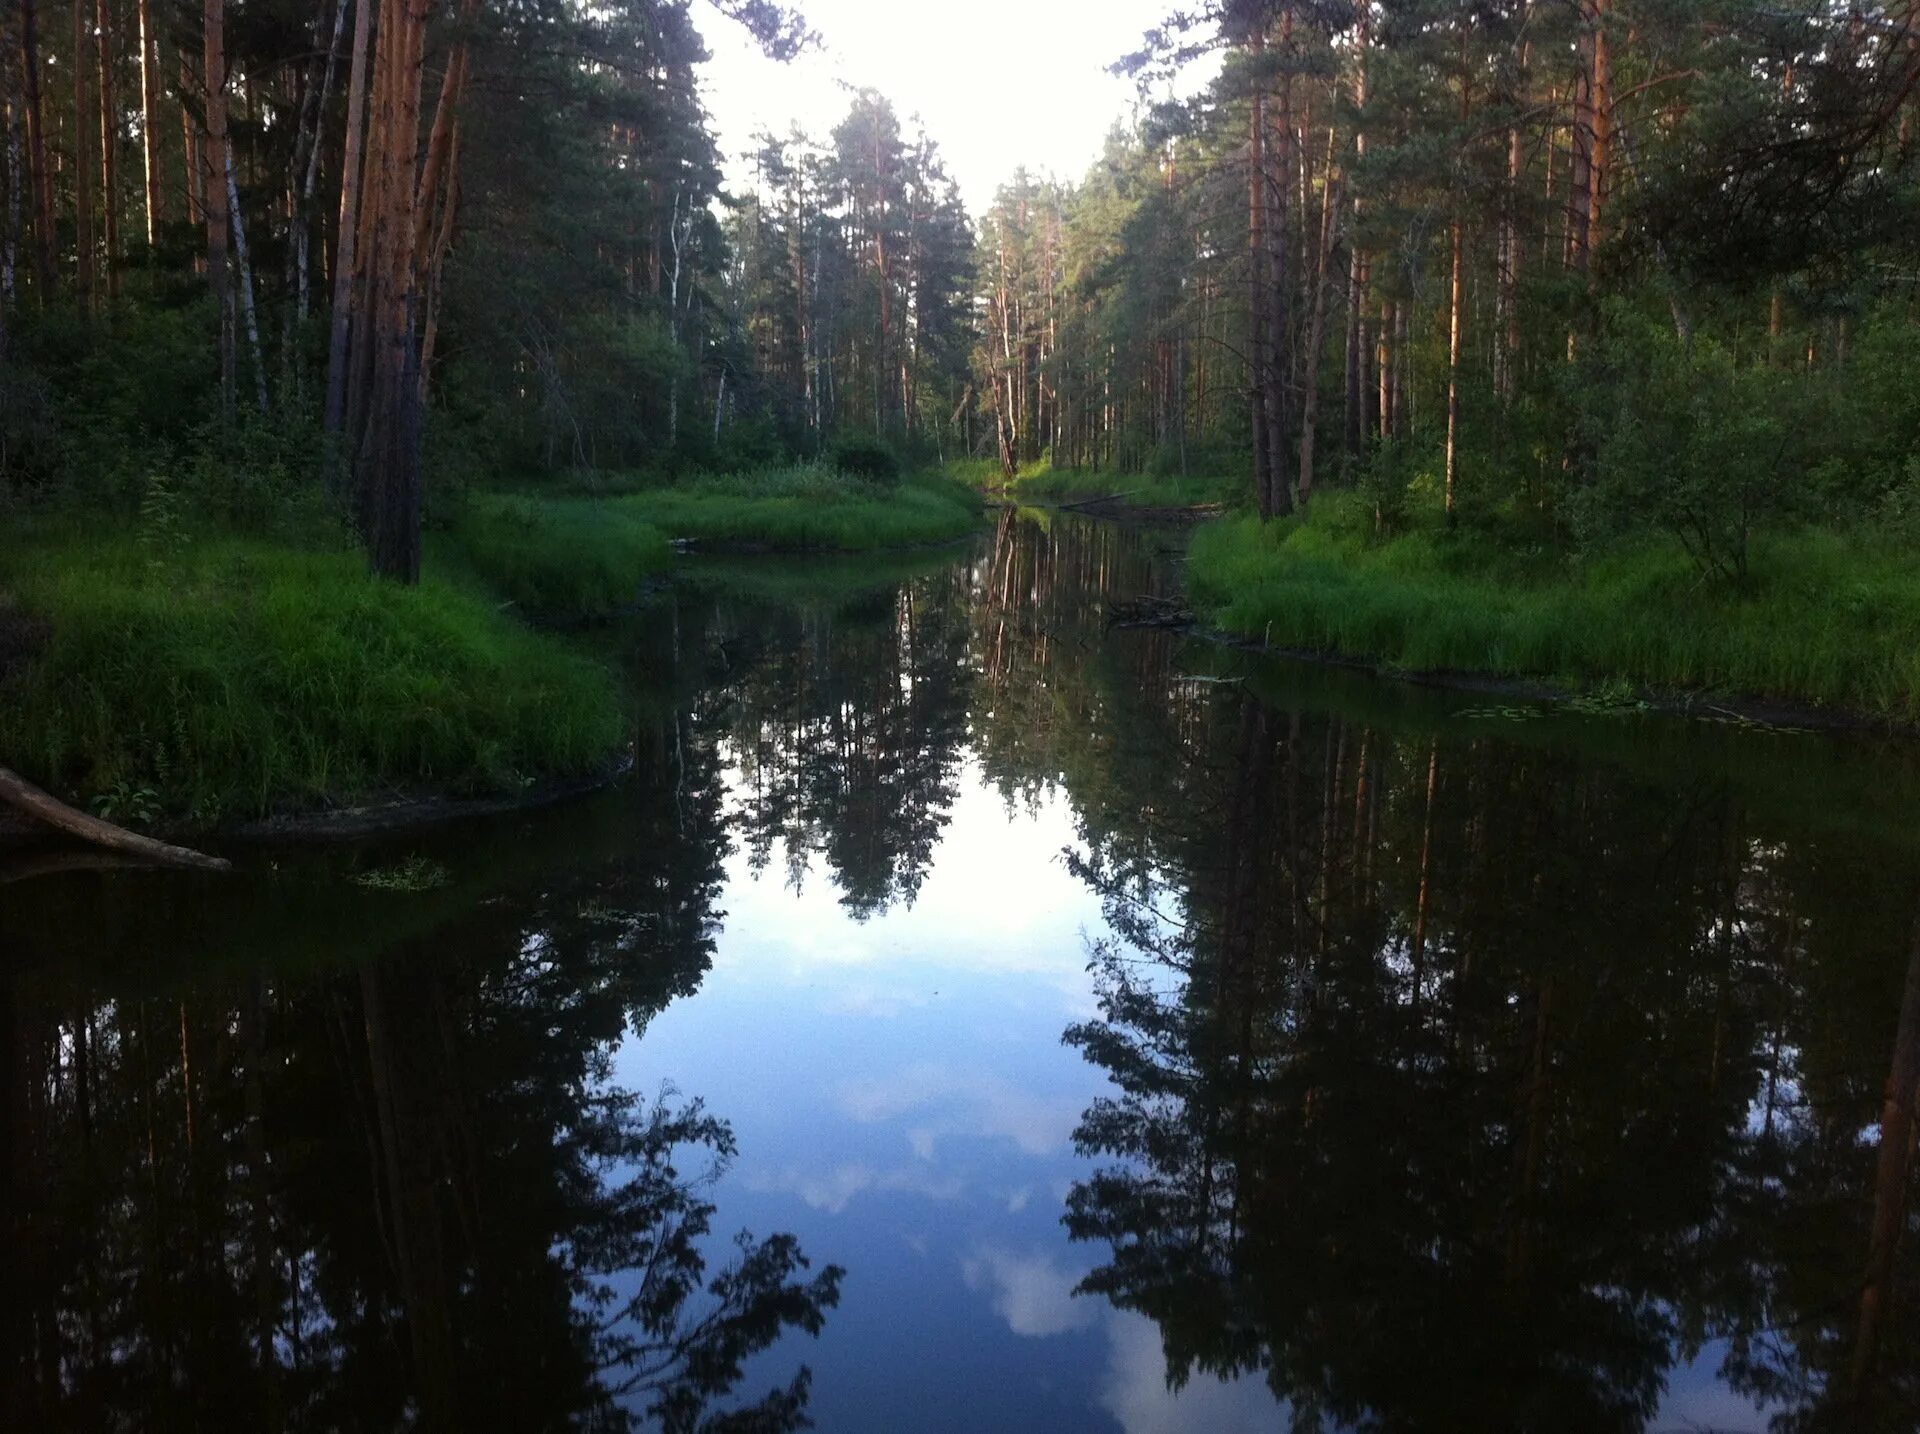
(0, 458, 986, 824)
(949, 456, 1240, 511)
(608, 464, 983, 549)
(0, 523, 625, 824)
(1187, 493, 1920, 721)
(440, 493, 671, 618)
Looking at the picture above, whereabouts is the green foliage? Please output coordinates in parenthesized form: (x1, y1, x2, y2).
(830, 435, 901, 485)
(0, 526, 627, 820)
(614, 465, 981, 550)
(445, 493, 672, 619)
(1189, 495, 1920, 720)
(351, 856, 454, 892)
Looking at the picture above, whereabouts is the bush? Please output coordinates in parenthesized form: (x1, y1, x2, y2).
(830, 436, 901, 486)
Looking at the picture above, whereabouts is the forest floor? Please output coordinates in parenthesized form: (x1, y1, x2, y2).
(0, 469, 983, 832)
(1184, 494, 1920, 726)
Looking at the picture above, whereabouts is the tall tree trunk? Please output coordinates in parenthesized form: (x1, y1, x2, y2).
(73, 0, 97, 311)
(137, 0, 162, 245)
(17, 0, 57, 297)
(1248, 27, 1273, 516)
(1445, 213, 1463, 521)
(322, 0, 373, 442)
(1263, 14, 1294, 519)
(1298, 132, 1339, 506)
(341, 0, 433, 583)
(96, 0, 119, 297)
(225, 139, 267, 413)
(202, 0, 234, 416)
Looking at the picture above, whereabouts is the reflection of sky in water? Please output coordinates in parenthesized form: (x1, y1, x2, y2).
(617, 756, 1771, 1433)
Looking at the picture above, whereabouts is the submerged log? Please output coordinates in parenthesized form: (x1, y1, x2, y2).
(0, 765, 232, 872)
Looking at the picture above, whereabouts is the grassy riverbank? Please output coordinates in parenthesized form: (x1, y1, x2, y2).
(0, 466, 987, 825)
(949, 457, 1238, 511)
(1187, 495, 1920, 722)
(0, 525, 626, 825)
(607, 465, 983, 550)
(441, 493, 672, 619)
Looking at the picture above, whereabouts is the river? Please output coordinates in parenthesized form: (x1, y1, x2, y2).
(5, 510, 1919, 1432)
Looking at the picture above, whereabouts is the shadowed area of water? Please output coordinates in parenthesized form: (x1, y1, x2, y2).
(5, 510, 1920, 1431)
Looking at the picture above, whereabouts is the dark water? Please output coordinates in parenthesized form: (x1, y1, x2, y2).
(6, 511, 1920, 1432)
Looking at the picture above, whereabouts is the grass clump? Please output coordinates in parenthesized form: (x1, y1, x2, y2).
(444, 492, 670, 619)
(1186, 493, 1920, 721)
(613, 463, 981, 551)
(949, 456, 1241, 511)
(0, 525, 627, 822)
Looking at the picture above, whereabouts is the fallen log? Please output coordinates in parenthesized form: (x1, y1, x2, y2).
(0, 765, 232, 872)
(1058, 489, 1142, 513)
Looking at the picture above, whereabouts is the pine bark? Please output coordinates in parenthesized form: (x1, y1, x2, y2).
(96, 0, 119, 296)
(73, 0, 97, 310)
(17, 0, 56, 296)
(137, 0, 162, 244)
(1247, 27, 1273, 517)
(202, 0, 235, 415)
(322, 0, 373, 441)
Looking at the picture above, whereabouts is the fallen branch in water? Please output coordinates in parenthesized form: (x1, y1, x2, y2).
(0, 765, 232, 872)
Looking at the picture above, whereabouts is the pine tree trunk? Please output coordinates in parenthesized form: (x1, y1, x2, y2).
(1247, 28, 1273, 517)
(1445, 214, 1463, 521)
(73, 0, 97, 311)
(1298, 134, 1339, 507)
(96, 0, 119, 297)
(226, 138, 268, 413)
(137, 0, 162, 245)
(322, 0, 372, 440)
(17, 0, 57, 297)
(1263, 15, 1294, 518)
(202, 0, 234, 416)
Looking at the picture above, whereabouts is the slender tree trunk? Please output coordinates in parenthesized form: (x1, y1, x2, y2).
(137, 0, 162, 245)
(202, 0, 234, 416)
(1263, 14, 1294, 518)
(1298, 133, 1339, 506)
(96, 0, 119, 297)
(226, 139, 268, 413)
(295, 0, 351, 320)
(323, 0, 372, 440)
(1248, 27, 1273, 516)
(73, 0, 97, 311)
(1343, 16, 1371, 463)
(179, 53, 203, 237)
(1445, 213, 1463, 521)
(17, 0, 56, 297)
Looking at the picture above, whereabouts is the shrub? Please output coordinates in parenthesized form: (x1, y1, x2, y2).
(830, 436, 901, 486)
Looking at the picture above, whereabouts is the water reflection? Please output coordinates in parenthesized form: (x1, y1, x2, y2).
(0, 745, 840, 1430)
(4, 510, 1920, 1431)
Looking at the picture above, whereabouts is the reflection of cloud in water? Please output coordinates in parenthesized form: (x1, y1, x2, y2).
(963, 1245, 1278, 1430)
(1100, 1311, 1278, 1434)
(839, 1063, 1083, 1158)
(961, 1246, 1100, 1337)
(747, 1162, 964, 1214)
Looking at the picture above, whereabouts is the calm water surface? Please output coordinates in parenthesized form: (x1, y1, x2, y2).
(6, 512, 1920, 1432)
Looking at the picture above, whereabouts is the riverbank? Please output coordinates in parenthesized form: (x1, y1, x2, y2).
(1186, 495, 1920, 725)
(0, 468, 985, 831)
(604, 466, 983, 550)
(947, 458, 1235, 513)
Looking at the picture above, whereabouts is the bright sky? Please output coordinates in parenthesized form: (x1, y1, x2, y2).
(694, 0, 1220, 215)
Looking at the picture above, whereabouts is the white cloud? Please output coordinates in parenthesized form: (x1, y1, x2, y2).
(962, 1245, 1100, 1338)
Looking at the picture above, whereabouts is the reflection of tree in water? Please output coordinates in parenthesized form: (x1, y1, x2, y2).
(1055, 687, 1920, 1431)
(0, 723, 841, 1430)
(684, 576, 973, 920)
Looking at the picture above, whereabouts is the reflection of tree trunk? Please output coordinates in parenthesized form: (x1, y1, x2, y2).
(1850, 914, 1920, 1396)
(1410, 744, 1439, 1002)
(1506, 974, 1554, 1295)
(359, 960, 455, 1424)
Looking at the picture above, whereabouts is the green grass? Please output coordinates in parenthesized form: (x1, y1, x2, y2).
(0, 525, 628, 823)
(609, 464, 983, 551)
(441, 492, 671, 619)
(949, 457, 1241, 510)
(1186, 493, 1920, 721)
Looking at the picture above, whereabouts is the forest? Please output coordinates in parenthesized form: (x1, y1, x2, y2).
(3, 0, 1920, 821)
